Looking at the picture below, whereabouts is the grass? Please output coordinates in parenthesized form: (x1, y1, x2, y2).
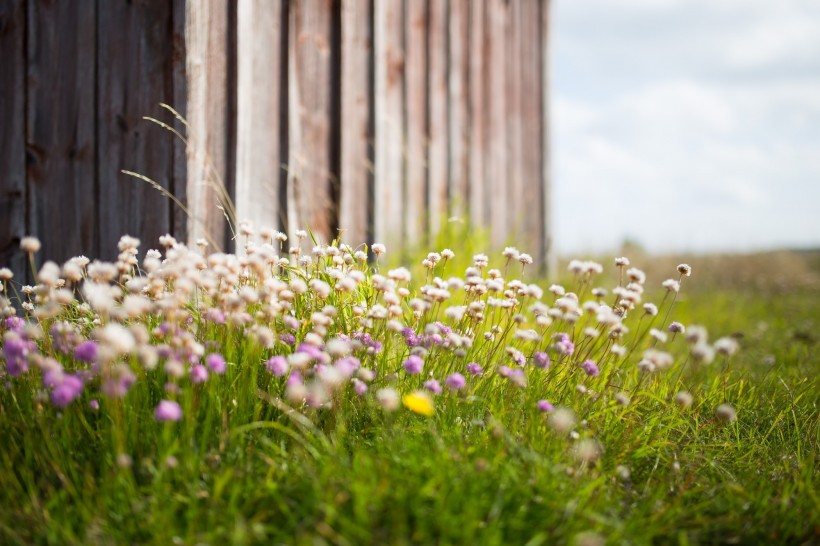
(0, 234, 817, 545)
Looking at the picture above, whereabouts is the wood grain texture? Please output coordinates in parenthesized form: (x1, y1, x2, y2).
(486, 0, 508, 249)
(171, 0, 189, 242)
(403, 0, 427, 246)
(0, 0, 26, 279)
(427, 0, 448, 238)
(26, 0, 97, 267)
(236, 0, 285, 235)
(541, 0, 555, 275)
(447, 0, 469, 221)
(339, 0, 372, 247)
(185, 0, 229, 249)
(97, 0, 175, 259)
(287, 0, 334, 244)
(505, 0, 524, 246)
(373, 0, 405, 249)
(468, 0, 487, 229)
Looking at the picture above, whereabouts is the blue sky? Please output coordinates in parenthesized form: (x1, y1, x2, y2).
(551, 0, 820, 254)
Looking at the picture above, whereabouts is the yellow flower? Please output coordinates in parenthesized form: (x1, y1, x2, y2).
(402, 391, 435, 417)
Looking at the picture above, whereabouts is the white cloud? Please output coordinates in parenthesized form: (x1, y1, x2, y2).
(552, 0, 820, 254)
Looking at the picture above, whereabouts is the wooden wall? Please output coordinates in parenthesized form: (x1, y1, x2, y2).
(0, 0, 552, 285)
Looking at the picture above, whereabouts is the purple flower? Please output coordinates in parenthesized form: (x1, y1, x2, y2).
(668, 322, 685, 334)
(102, 366, 137, 398)
(424, 379, 442, 395)
(205, 308, 225, 324)
(154, 400, 182, 422)
(352, 378, 368, 396)
(206, 353, 226, 375)
(296, 343, 324, 362)
(555, 333, 575, 356)
(279, 333, 296, 346)
(2, 335, 33, 376)
(498, 365, 512, 378)
(265, 356, 289, 377)
(508, 368, 527, 388)
(51, 374, 84, 408)
(4, 316, 25, 334)
(403, 355, 424, 375)
(402, 328, 420, 347)
(580, 359, 599, 377)
(509, 349, 526, 367)
(190, 364, 209, 384)
(89, 399, 99, 411)
(466, 362, 483, 376)
(444, 373, 466, 391)
(537, 399, 554, 412)
(74, 341, 99, 363)
(334, 356, 360, 378)
(533, 351, 551, 369)
(286, 370, 303, 386)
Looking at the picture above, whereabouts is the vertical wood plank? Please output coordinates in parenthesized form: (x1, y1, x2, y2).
(185, 0, 229, 249)
(520, 0, 544, 263)
(236, 0, 284, 235)
(373, 0, 405, 249)
(287, 0, 334, 244)
(97, 0, 175, 259)
(447, 0, 469, 221)
(0, 0, 26, 280)
(427, 0, 448, 238)
(486, 0, 508, 248)
(404, 0, 427, 246)
(26, 0, 97, 267)
(505, 0, 524, 245)
(171, 0, 189, 242)
(339, 0, 372, 247)
(541, 0, 554, 274)
(468, 0, 486, 229)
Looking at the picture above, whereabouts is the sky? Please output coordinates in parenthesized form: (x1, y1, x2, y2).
(551, 0, 820, 255)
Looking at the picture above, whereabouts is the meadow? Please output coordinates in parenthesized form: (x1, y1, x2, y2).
(0, 228, 817, 545)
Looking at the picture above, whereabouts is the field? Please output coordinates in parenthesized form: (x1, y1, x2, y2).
(0, 233, 817, 545)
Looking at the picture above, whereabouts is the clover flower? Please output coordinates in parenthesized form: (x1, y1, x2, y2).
(403, 355, 424, 375)
(580, 360, 599, 377)
(537, 400, 554, 412)
(206, 353, 227, 375)
(154, 400, 183, 422)
(466, 362, 483, 376)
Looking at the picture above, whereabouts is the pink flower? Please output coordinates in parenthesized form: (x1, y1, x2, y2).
(154, 400, 182, 422)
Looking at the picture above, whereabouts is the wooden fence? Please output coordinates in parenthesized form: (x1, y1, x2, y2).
(0, 0, 553, 284)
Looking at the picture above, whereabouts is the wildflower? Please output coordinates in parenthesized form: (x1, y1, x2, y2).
(190, 364, 209, 384)
(444, 373, 466, 391)
(714, 337, 740, 356)
(662, 279, 680, 293)
(716, 403, 737, 423)
(549, 407, 576, 433)
(614, 392, 630, 406)
(537, 400, 554, 412)
(518, 253, 533, 265)
(20, 236, 41, 254)
(674, 391, 693, 408)
(424, 379, 442, 395)
(73, 340, 98, 363)
(677, 263, 692, 277)
(643, 303, 658, 316)
(51, 374, 84, 408)
(351, 378, 368, 396)
(402, 390, 435, 416)
(668, 321, 685, 334)
(376, 387, 400, 411)
(614, 257, 630, 267)
(441, 248, 455, 260)
(466, 362, 483, 376)
(580, 359, 599, 377)
(532, 351, 551, 369)
(154, 400, 183, 422)
(403, 355, 424, 375)
(206, 353, 227, 375)
(371, 243, 386, 255)
(102, 365, 136, 398)
(89, 399, 99, 411)
(554, 333, 575, 356)
(573, 439, 602, 464)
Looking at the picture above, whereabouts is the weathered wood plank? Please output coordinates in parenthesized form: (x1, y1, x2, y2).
(447, 0, 469, 221)
(486, 0, 508, 249)
(373, 0, 405, 249)
(520, 0, 544, 262)
(468, 0, 487, 229)
(0, 0, 26, 280)
(236, 0, 285, 236)
(404, 0, 427, 246)
(541, 0, 555, 274)
(505, 0, 524, 245)
(339, 0, 372, 247)
(287, 0, 334, 245)
(26, 0, 97, 267)
(97, 0, 175, 259)
(185, 0, 230, 249)
(171, 0, 188, 243)
(427, 0, 448, 238)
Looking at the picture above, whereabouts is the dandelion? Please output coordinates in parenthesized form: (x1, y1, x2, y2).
(402, 390, 435, 417)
